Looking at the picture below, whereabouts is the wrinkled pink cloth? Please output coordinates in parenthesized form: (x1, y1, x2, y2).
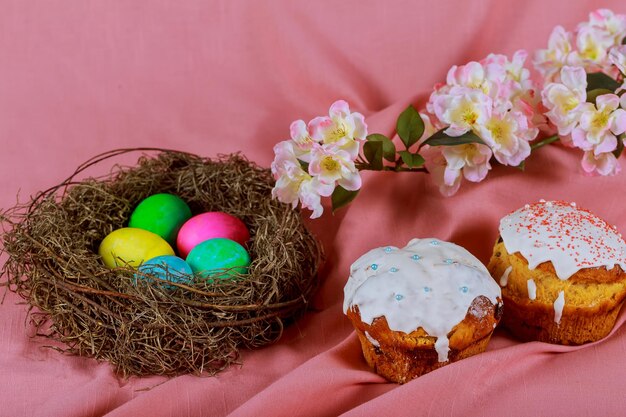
(1, 1, 626, 416)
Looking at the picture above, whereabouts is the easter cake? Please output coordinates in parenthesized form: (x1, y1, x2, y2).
(488, 200, 626, 345)
(344, 238, 502, 383)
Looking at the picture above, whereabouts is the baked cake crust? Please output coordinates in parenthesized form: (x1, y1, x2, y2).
(347, 296, 501, 384)
(488, 240, 626, 344)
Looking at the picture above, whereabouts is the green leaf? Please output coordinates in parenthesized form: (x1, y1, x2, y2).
(299, 160, 310, 172)
(331, 186, 359, 213)
(622, 36, 626, 45)
(398, 151, 425, 168)
(514, 160, 526, 171)
(613, 136, 625, 159)
(396, 105, 425, 149)
(363, 140, 384, 170)
(586, 88, 614, 104)
(586, 72, 620, 92)
(366, 134, 396, 162)
(422, 128, 486, 147)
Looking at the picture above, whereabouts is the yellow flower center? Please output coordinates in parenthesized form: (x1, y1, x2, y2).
(321, 156, 340, 173)
(580, 39, 601, 61)
(462, 108, 479, 126)
(592, 111, 610, 129)
(561, 96, 580, 113)
(325, 121, 348, 144)
(460, 144, 478, 159)
(486, 118, 511, 144)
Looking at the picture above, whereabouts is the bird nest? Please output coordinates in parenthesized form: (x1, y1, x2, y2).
(0, 148, 323, 377)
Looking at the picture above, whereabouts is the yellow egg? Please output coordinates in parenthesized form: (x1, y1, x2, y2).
(98, 227, 175, 269)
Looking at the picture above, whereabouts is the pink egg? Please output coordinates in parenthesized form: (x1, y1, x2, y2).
(176, 212, 250, 258)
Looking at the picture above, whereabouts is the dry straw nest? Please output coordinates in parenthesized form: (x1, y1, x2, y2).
(0, 148, 323, 377)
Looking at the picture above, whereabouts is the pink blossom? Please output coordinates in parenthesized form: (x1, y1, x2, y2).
(581, 150, 621, 176)
(477, 111, 535, 166)
(569, 22, 614, 72)
(534, 26, 575, 82)
(308, 100, 367, 159)
(535, 10, 626, 81)
(432, 87, 493, 136)
(308, 145, 362, 191)
(271, 140, 334, 218)
(587, 9, 626, 45)
(503, 50, 532, 89)
(541, 66, 587, 136)
(424, 51, 540, 195)
(288, 120, 319, 162)
(271, 141, 311, 208)
(484, 50, 533, 104)
(441, 143, 493, 183)
(421, 146, 461, 197)
(571, 94, 626, 155)
(297, 176, 335, 218)
(446, 61, 504, 98)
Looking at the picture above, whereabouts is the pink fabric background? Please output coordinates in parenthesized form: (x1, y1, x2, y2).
(1, 1, 626, 416)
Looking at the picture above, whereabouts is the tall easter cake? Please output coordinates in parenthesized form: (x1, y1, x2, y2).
(344, 238, 502, 383)
(488, 200, 626, 344)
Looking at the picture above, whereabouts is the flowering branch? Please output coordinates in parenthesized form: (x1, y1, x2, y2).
(271, 8, 626, 219)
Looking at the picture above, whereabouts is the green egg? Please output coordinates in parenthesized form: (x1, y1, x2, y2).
(129, 193, 192, 246)
(186, 238, 250, 280)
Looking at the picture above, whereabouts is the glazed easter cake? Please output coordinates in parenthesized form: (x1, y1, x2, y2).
(344, 238, 502, 383)
(488, 200, 626, 345)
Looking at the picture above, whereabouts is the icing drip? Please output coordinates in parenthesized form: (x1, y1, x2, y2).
(500, 266, 513, 287)
(527, 279, 537, 300)
(434, 337, 450, 362)
(364, 331, 380, 348)
(343, 238, 501, 362)
(499, 201, 626, 280)
(553, 291, 565, 324)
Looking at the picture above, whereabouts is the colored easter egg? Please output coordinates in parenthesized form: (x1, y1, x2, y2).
(186, 238, 250, 279)
(128, 193, 192, 246)
(177, 212, 250, 258)
(99, 227, 175, 269)
(136, 255, 194, 285)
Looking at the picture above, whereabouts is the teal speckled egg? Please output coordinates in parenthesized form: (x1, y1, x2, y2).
(186, 238, 250, 280)
(129, 193, 192, 246)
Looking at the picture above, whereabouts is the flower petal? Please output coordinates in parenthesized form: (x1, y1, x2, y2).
(610, 108, 626, 135)
(595, 93, 620, 111)
(593, 133, 617, 154)
(329, 100, 350, 119)
(571, 128, 594, 151)
(308, 116, 333, 141)
(560, 66, 587, 92)
(338, 171, 362, 191)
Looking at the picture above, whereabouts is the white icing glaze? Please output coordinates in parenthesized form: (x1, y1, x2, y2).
(364, 331, 380, 348)
(343, 238, 501, 362)
(554, 290, 565, 324)
(527, 279, 537, 300)
(499, 201, 626, 280)
(500, 266, 513, 287)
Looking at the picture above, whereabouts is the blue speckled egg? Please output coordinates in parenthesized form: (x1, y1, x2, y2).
(136, 255, 194, 286)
